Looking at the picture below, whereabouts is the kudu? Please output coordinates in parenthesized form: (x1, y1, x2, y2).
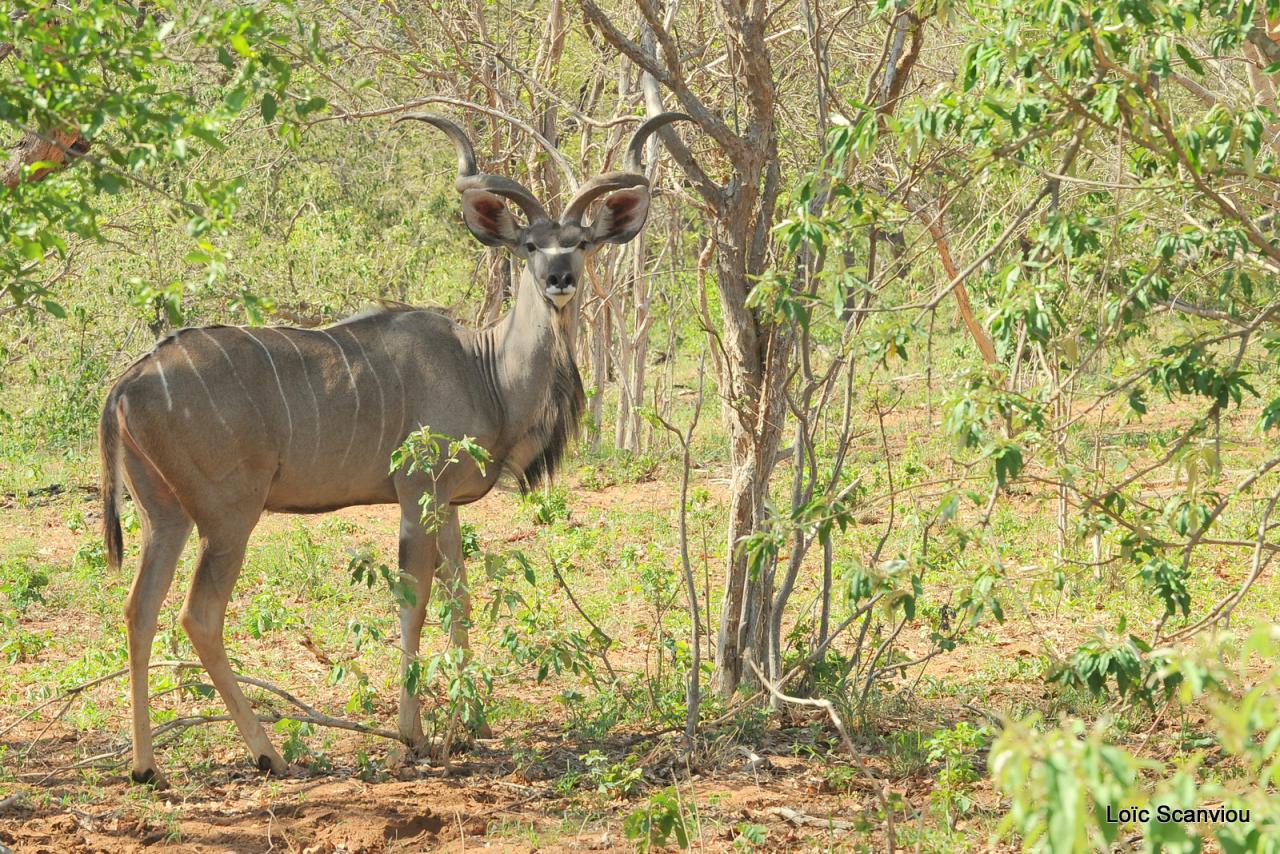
(99, 110, 689, 784)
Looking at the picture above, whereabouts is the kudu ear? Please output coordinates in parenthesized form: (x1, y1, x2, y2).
(589, 187, 651, 245)
(461, 189, 521, 247)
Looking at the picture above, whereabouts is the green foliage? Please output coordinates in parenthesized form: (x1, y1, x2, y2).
(1, 558, 49, 612)
(390, 427, 491, 532)
(581, 749, 643, 798)
(487, 552, 605, 686)
(520, 486, 570, 526)
(347, 548, 416, 608)
(925, 722, 989, 829)
(0, 613, 46, 664)
(414, 644, 494, 739)
(1047, 626, 1175, 706)
(0, 0, 328, 314)
(354, 750, 389, 783)
(623, 786, 692, 849)
(993, 716, 1151, 852)
(732, 822, 768, 850)
(273, 719, 331, 771)
(996, 628, 1280, 852)
(460, 522, 481, 559)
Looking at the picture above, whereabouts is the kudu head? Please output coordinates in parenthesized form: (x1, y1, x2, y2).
(395, 111, 690, 310)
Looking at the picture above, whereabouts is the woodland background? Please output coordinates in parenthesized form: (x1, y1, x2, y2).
(4, 0, 1280, 850)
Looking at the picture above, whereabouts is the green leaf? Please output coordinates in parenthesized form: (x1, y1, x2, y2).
(1174, 44, 1204, 75)
(19, 240, 44, 262)
(296, 96, 327, 117)
(261, 93, 277, 123)
(93, 171, 124, 194)
(228, 33, 254, 58)
(41, 300, 66, 318)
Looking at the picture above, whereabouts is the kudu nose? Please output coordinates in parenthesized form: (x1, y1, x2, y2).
(547, 273, 560, 287)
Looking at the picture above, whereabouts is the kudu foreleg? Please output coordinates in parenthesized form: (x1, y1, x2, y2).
(396, 516, 439, 749)
(395, 505, 476, 749)
(180, 529, 286, 775)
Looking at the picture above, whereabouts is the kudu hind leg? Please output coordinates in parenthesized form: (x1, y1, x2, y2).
(180, 524, 285, 774)
(437, 507, 490, 738)
(122, 457, 193, 784)
(436, 508, 471, 652)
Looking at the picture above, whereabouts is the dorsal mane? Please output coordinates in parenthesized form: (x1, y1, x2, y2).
(329, 300, 457, 328)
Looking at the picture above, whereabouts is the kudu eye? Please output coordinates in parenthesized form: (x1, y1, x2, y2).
(524, 242, 536, 253)
(578, 240, 589, 250)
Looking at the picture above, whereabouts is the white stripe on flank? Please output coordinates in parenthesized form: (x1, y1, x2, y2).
(173, 337, 230, 431)
(320, 330, 361, 468)
(374, 327, 407, 440)
(241, 328, 293, 456)
(343, 328, 387, 458)
(152, 353, 173, 411)
(197, 329, 268, 430)
(268, 328, 322, 469)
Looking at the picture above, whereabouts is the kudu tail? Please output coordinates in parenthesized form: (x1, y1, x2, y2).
(100, 391, 124, 572)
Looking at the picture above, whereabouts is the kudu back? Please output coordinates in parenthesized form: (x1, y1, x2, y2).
(100, 111, 689, 784)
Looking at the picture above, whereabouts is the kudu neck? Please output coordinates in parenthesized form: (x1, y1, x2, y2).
(485, 268, 578, 419)
(474, 267, 584, 488)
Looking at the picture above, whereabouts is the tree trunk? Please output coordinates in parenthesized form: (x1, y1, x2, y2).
(3, 126, 88, 189)
(582, 0, 785, 696)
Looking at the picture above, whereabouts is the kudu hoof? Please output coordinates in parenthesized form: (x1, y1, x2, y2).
(252, 752, 288, 778)
(256, 753, 287, 775)
(129, 767, 167, 789)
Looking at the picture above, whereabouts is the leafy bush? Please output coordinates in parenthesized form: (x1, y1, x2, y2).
(1, 559, 50, 612)
(995, 628, 1280, 851)
(520, 487, 570, 526)
(623, 786, 693, 849)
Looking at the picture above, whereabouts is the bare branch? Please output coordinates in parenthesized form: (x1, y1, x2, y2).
(579, 0, 748, 169)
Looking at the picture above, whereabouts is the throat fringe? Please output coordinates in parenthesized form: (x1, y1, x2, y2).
(510, 326, 584, 492)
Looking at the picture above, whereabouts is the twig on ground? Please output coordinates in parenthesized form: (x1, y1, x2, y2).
(8, 663, 404, 785)
(767, 805, 859, 831)
(749, 659, 896, 854)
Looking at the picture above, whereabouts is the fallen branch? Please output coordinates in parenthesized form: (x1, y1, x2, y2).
(748, 659, 896, 854)
(149, 708, 400, 746)
(22, 708, 402, 786)
(766, 806, 859, 831)
(6, 660, 404, 784)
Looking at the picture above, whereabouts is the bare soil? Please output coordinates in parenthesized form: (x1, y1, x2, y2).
(0, 476, 987, 853)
